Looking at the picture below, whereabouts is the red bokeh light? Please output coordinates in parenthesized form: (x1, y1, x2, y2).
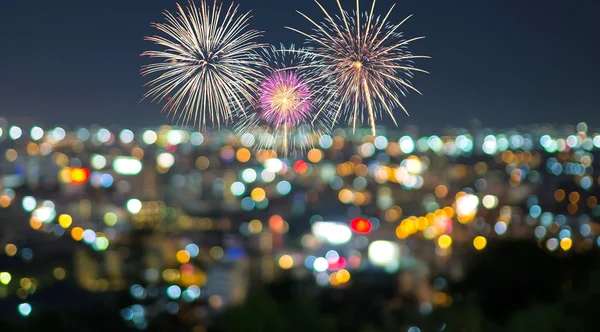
(350, 218, 372, 234)
(348, 255, 361, 269)
(293, 160, 308, 174)
(165, 144, 178, 153)
(327, 257, 347, 271)
(180, 263, 194, 274)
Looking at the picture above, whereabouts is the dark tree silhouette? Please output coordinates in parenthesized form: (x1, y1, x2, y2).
(433, 240, 600, 332)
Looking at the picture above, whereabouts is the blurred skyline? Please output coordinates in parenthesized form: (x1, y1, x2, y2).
(0, 0, 599, 128)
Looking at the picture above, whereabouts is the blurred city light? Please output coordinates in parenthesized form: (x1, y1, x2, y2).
(350, 218, 372, 234)
(113, 157, 143, 175)
(0, 120, 599, 329)
(18, 303, 32, 317)
(368, 241, 401, 268)
(69, 168, 90, 184)
(311, 222, 352, 245)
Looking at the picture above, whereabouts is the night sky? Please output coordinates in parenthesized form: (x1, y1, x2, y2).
(1, 0, 598, 129)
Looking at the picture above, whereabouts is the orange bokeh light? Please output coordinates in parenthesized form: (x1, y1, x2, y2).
(269, 215, 284, 233)
(69, 168, 90, 184)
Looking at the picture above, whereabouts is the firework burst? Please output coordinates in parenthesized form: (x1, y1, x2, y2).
(258, 71, 313, 127)
(287, 0, 429, 135)
(141, 0, 265, 129)
(235, 45, 334, 155)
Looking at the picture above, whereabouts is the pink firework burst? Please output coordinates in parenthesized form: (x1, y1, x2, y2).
(257, 71, 313, 127)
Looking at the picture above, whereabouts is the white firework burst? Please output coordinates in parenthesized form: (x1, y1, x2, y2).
(142, 0, 266, 129)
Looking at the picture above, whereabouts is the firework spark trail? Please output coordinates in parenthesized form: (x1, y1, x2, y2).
(234, 45, 336, 155)
(287, 0, 429, 136)
(141, 0, 265, 129)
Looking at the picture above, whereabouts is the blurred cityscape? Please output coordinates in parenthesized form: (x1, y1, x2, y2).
(1, 117, 600, 331)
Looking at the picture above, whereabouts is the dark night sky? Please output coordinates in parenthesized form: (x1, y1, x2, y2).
(0, 0, 598, 129)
